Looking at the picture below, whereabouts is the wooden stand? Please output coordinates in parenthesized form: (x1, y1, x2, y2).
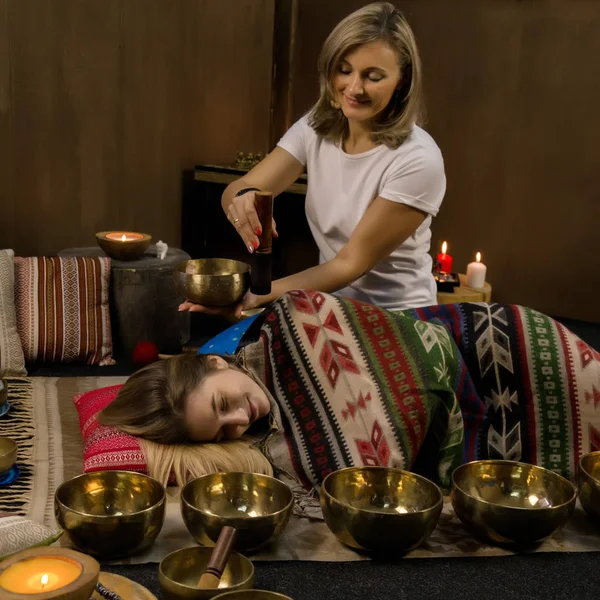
(436, 274, 492, 305)
(58, 246, 191, 360)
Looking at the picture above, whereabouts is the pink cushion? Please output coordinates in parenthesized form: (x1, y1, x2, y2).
(14, 257, 114, 366)
(73, 385, 147, 474)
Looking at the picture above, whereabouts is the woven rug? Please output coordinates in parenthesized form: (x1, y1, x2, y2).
(2, 376, 600, 564)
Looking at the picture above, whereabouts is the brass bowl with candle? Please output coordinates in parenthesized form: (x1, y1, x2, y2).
(0, 546, 99, 600)
(320, 466, 443, 554)
(451, 460, 576, 545)
(96, 231, 152, 261)
(55, 470, 166, 559)
(174, 259, 251, 307)
(578, 451, 600, 522)
(159, 546, 255, 600)
(213, 592, 293, 600)
(181, 472, 293, 551)
(0, 437, 17, 473)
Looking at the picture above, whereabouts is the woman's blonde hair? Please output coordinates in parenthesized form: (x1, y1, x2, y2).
(98, 353, 272, 486)
(310, 2, 424, 148)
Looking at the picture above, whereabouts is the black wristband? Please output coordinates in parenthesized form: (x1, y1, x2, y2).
(235, 187, 261, 198)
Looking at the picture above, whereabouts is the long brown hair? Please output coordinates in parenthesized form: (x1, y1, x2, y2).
(98, 353, 228, 444)
(309, 2, 424, 148)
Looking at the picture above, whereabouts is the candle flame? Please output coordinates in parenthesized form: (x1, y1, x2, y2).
(121, 234, 127, 242)
(476, 252, 481, 263)
(441, 241, 447, 254)
(41, 573, 49, 588)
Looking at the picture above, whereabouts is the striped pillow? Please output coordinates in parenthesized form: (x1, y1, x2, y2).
(0, 249, 26, 375)
(14, 257, 115, 365)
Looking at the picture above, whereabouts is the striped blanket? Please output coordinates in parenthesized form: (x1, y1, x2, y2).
(247, 291, 600, 491)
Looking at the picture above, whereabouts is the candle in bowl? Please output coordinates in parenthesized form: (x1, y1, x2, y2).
(96, 231, 152, 261)
(466, 252, 487, 288)
(436, 241, 453, 273)
(0, 547, 99, 600)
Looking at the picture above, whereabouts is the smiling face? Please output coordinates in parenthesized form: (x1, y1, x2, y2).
(333, 40, 402, 124)
(184, 356, 271, 442)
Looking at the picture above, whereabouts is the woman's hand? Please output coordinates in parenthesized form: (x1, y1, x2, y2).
(178, 291, 261, 320)
(226, 191, 278, 254)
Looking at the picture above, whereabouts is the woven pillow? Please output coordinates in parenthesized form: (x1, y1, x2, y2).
(0, 250, 26, 375)
(73, 385, 147, 474)
(0, 514, 62, 560)
(14, 257, 115, 365)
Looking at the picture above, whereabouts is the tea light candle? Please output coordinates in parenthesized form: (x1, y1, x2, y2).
(436, 241, 453, 273)
(466, 252, 487, 288)
(0, 548, 99, 600)
(96, 231, 152, 261)
(105, 231, 145, 242)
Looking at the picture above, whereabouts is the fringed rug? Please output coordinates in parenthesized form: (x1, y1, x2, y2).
(2, 376, 600, 564)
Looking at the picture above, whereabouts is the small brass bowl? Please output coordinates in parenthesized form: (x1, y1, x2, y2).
(96, 231, 152, 261)
(0, 377, 7, 407)
(578, 451, 600, 522)
(320, 466, 443, 553)
(0, 437, 17, 473)
(55, 470, 166, 558)
(181, 472, 293, 551)
(174, 259, 251, 307)
(451, 460, 576, 545)
(213, 592, 293, 600)
(159, 546, 255, 600)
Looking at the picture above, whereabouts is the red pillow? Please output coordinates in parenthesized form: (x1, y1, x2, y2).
(74, 385, 147, 474)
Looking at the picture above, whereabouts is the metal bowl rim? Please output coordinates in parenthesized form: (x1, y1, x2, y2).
(55, 470, 166, 519)
(212, 591, 292, 600)
(579, 451, 600, 482)
(451, 459, 577, 511)
(321, 466, 443, 516)
(174, 259, 251, 277)
(159, 545, 255, 590)
(181, 471, 294, 519)
(0, 436, 17, 458)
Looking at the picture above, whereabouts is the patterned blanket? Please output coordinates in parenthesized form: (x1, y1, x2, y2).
(246, 291, 600, 492)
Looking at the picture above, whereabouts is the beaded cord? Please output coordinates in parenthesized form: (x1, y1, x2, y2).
(94, 582, 123, 600)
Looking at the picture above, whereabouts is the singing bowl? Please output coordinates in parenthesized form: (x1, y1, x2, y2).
(0, 437, 17, 473)
(174, 259, 251, 307)
(159, 546, 255, 600)
(55, 470, 166, 558)
(181, 472, 294, 551)
(213, 592, 293, 600)
(451, 460, 576, 545)
(320, 466, 443, 553)
(578, 451, 600, 522)
(96, 231, 151, 261)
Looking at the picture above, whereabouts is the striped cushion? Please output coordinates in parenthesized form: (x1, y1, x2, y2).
(14, 257, 115, 365)
(0, 250, 26, 375)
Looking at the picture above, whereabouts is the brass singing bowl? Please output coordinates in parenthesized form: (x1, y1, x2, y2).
(578, 451, 600, 522)
(213, 592, 293, 600)
(174, 259, 251, 307)
(0, 377, 7, 407)
(0, 437, 17, 473)
(55, 470, 166, 558)
(181, 472, 294, 551)
(96, 231, 152, 261)
(451, 460, 576, 545)
(320, 466, 443, 553)
(159, 546, 255, 600)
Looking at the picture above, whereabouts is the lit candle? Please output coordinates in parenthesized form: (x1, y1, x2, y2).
(105, 231, 144, 242)
(0, 556, 82, 593)
(436, 241, 453, 273)
(466, 252, 487, 288)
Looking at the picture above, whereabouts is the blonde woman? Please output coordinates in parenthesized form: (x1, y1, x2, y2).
(181, 2, 445, 318)
(100, 291, 594, 496)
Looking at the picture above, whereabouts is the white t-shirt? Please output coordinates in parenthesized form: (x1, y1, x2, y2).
(277, 114, 446, 310)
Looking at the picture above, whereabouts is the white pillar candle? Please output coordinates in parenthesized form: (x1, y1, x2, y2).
(466, 252, 487, 288)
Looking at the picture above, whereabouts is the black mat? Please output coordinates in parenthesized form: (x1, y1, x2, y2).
(104, 552, 600, 599)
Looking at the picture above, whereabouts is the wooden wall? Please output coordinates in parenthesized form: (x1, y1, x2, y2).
(288, 0, 600, 322)
(0, 0, 275, 256)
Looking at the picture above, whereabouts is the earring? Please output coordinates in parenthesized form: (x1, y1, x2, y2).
(330, 99, 341, 110)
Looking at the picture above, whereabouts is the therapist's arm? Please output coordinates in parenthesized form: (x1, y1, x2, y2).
(257, 196, 427, 305)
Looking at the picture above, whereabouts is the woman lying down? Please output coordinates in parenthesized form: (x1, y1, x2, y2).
(99, 290, 599, 507)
